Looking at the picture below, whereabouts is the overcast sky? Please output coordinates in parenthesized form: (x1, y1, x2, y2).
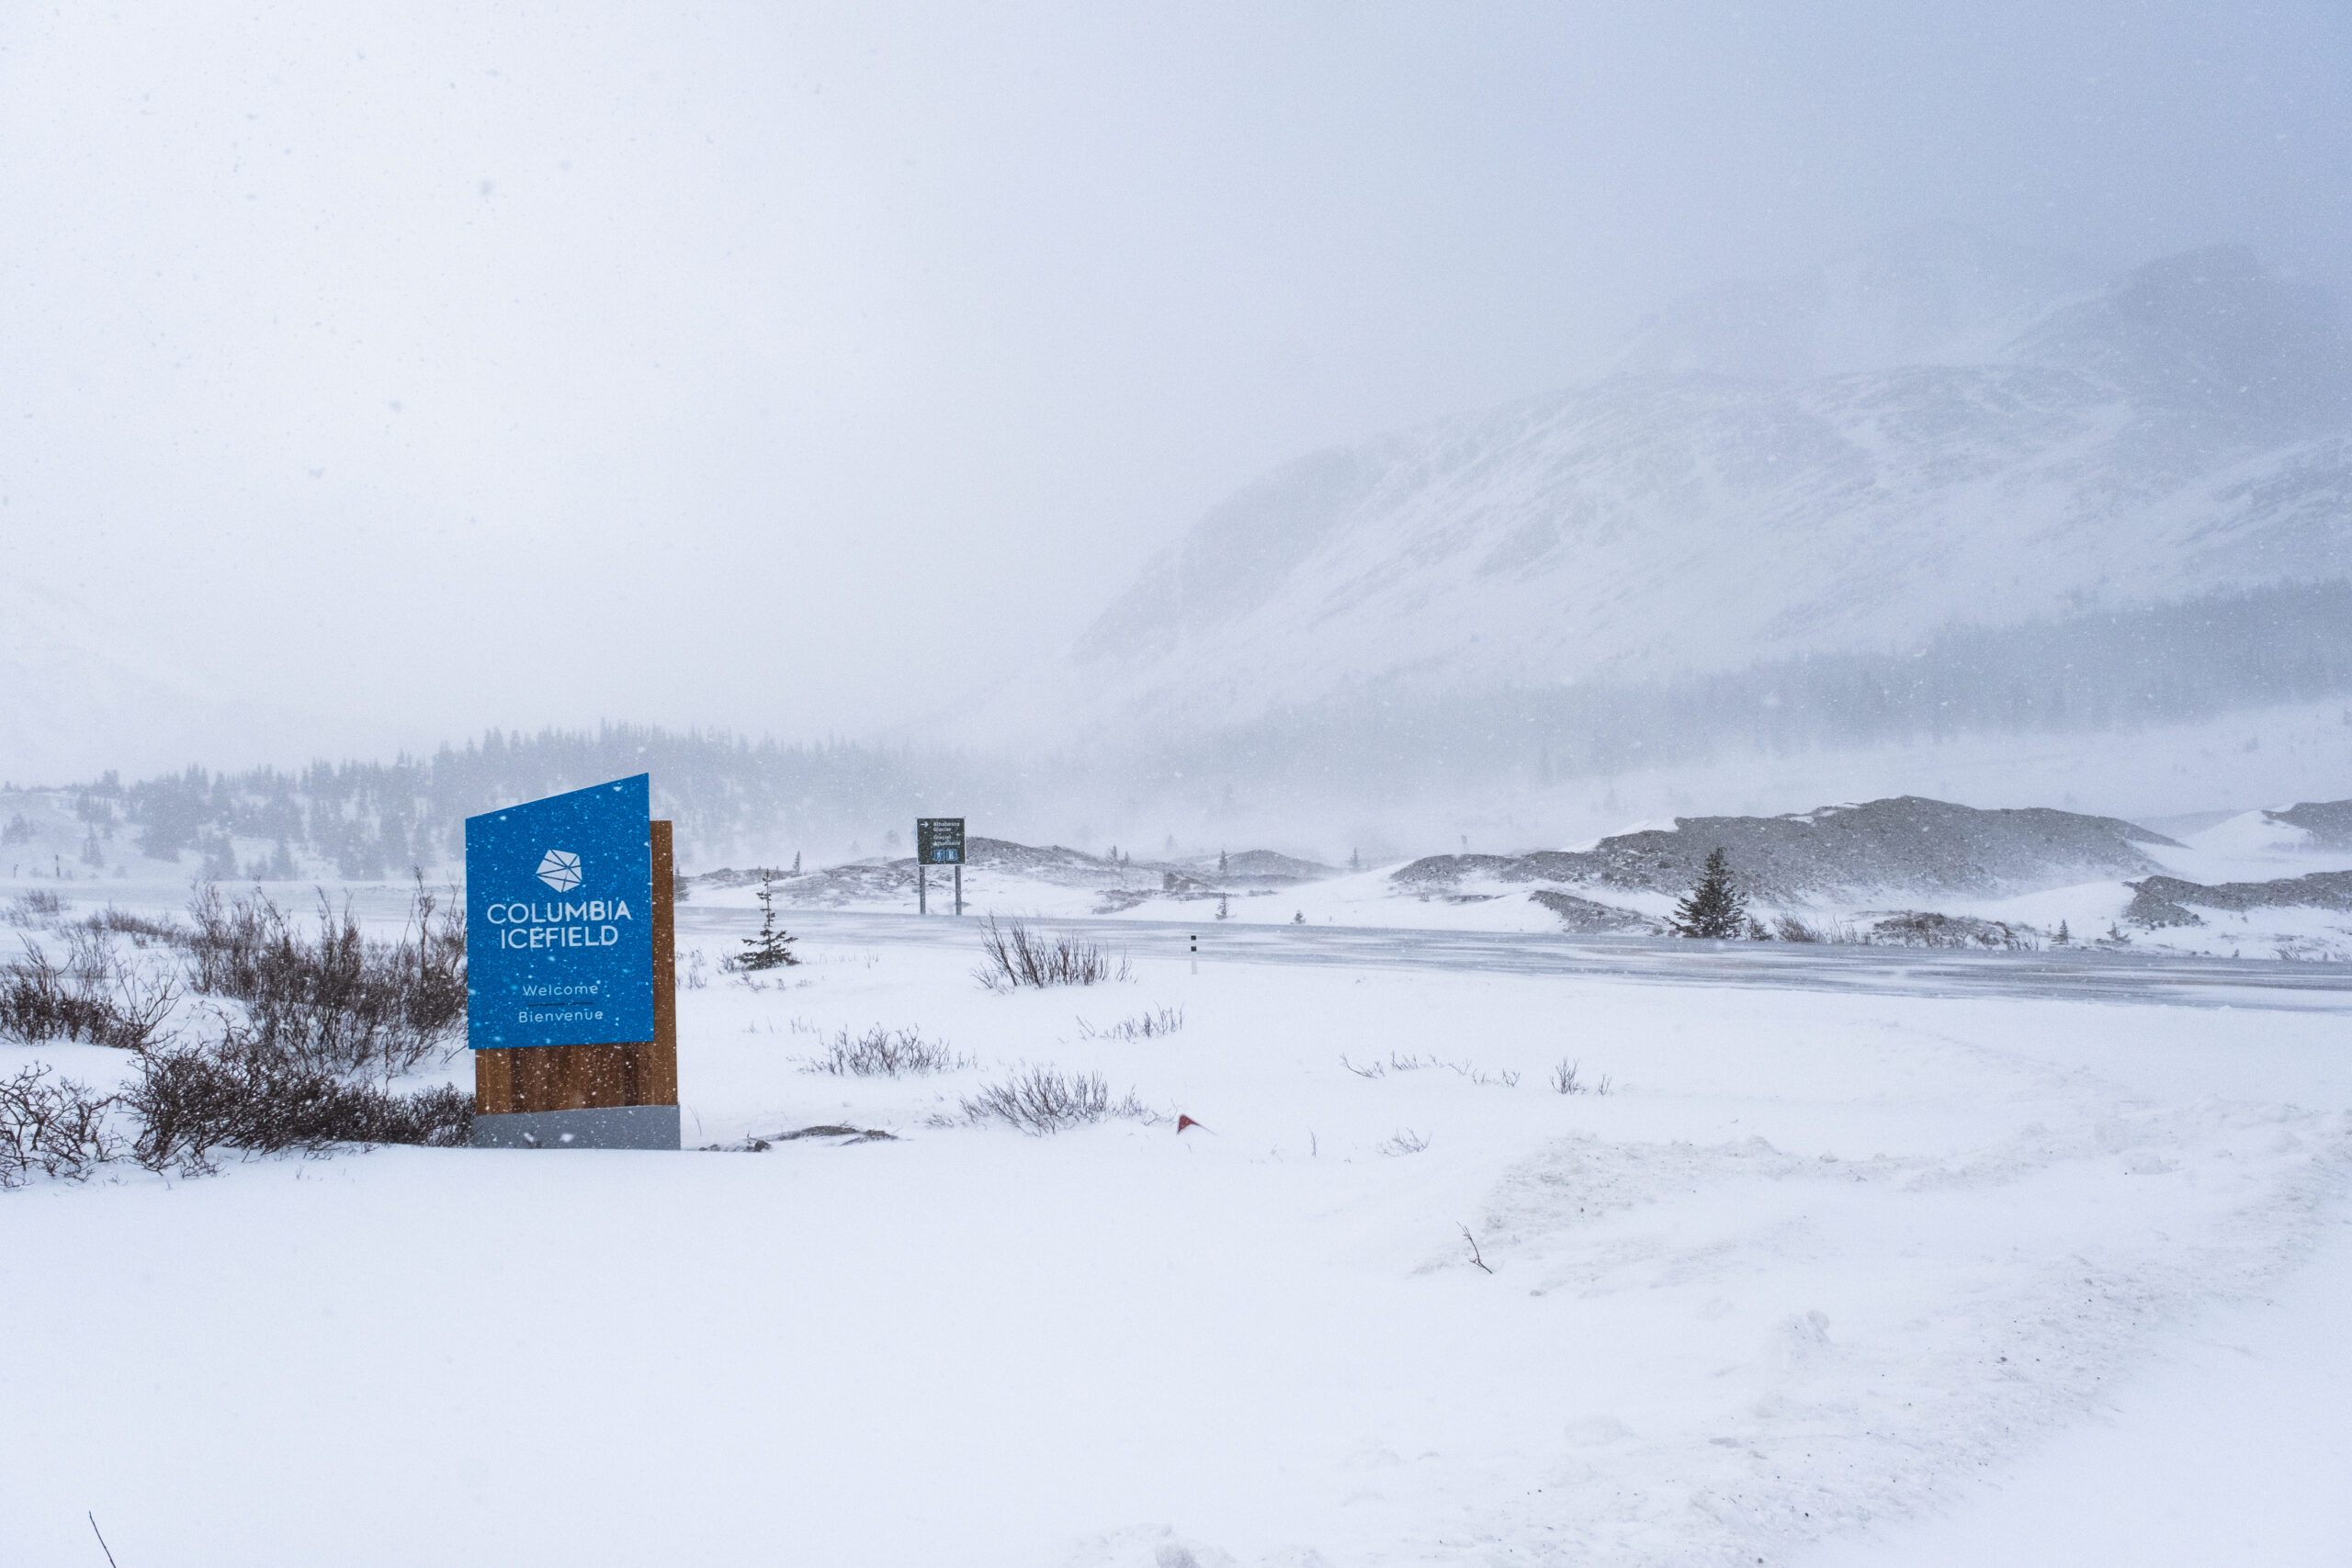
(4, 1, 2348, 779)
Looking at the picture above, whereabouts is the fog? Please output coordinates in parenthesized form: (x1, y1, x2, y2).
(4, 1, 2350, 785)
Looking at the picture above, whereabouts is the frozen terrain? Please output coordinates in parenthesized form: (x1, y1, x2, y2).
(682, 792, 2352, 964)
(4, 890, 2348, 1566)
(979, 246, 2352, 755)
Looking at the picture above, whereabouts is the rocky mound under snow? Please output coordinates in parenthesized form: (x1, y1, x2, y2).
(2125, 869, 2352, 928)
(1397, 795, 2178, 906)
(2263, 798, 2352, 851)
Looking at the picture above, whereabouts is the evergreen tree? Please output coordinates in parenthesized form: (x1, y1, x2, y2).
(739, 872, 800, 969)
(2054, 919, 2071, 945)
(1217, 848, 1229, 875)
(1669, 847, 1747, 938)
(1215, 893, 1231, 920)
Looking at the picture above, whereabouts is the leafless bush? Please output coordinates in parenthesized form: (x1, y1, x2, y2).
(1459, 1223, 1493, 1273)
(126, 1031, 473, 1176)
(1861, 911, 2041, 951)
(974, 917, 1130, 991)
(0, 1064, 122, 1187)
(1549, 1058, 1611, 1095)
(1074, 1005, 1183, 1042)
(84, 905, 187, 947)
(4, 889, 67, 925)
(945, 1066, 1157, 1134)
(0, 928, 181, 1050)
(184, 883, 465, 1077)
(800, 1024, 970, 1077)
(1341, 1051, 1518, 1087)
(1774, 914, 1870, 943)
(1379, 1128, 1430, 1156)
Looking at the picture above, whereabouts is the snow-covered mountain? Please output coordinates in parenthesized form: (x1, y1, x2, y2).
(998, 243, 2352, 762)
(1610, 226, 2097, 382)
(0, 576, 333, 786)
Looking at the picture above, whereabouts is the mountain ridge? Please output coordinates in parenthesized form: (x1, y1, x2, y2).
(982, 239, 2352, 763)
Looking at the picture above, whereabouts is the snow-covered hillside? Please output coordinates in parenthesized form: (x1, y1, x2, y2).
(1611, 226, 2097, 383)
(0, 578, 338, 787)
(992, 243, 2352, 750)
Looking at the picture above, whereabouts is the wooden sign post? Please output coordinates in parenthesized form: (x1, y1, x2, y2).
(465, 775, 680, 1150)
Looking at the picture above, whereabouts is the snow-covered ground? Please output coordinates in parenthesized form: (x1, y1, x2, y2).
(677, 800, 2352, 964)
(5, 904, 2348, 1566)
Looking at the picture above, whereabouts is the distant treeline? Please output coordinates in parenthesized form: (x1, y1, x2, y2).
(1144, 580, 2352, 792)
(73, 727, 996, 879)
(62, 581, 2352, 869)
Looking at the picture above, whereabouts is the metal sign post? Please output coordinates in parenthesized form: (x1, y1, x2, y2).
(464, 773, 679, 1150)
(916, 818, 966, 915)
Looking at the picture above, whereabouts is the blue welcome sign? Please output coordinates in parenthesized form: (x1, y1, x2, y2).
(466, 774, 655, 1050)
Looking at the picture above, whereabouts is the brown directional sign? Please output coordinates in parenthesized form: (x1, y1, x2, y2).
(917, 818, 965, 865)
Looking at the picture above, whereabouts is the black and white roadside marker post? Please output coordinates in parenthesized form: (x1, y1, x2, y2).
(917, 818, 966, 916)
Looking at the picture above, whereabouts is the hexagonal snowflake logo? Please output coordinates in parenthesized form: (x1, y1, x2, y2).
(536, 849, 584, 893)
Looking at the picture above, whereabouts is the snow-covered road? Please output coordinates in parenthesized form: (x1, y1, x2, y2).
(683, 907, 2352, 1013)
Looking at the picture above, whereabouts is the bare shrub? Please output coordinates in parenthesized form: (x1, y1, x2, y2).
(1548, 1058, 1611, 1095)
(1861, 911, 2041, 951)
(4, 889, 67, 926)
(1379, 1128, 1430, 1156)
(184, 883, 465, 1077)
(1459, 1223, 1493, 1274)
(1074, 1005, 1183, 1042)
(0, 929, 181, 1050)
(974, 917, 1130, 991)
(85, 905, 187, 947)
(127, 1031, 473, 1176)
(1341, 1052, 1518, 1088)
(0, 1064, 122, 1188)
(800, 1024, 969, 1077)
(946, 1066, 1157, 1134)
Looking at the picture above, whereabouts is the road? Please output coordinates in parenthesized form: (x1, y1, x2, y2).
(676, 907, 2352, 1013)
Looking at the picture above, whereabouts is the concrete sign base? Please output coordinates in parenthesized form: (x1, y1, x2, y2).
(469, 1104, 682, 1151)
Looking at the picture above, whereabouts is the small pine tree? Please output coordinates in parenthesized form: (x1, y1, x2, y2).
(1215, 893, 1231, 920)
(1292, 909, 1305, 924)
(1350, 847, 1362, 872)
(792, 851, 802, 875)
(738, 872, 800, 969)
(1670, 847, 1747, 938)
(1217, 848, 1228, 875)
(2054, 919, 2071, 945)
